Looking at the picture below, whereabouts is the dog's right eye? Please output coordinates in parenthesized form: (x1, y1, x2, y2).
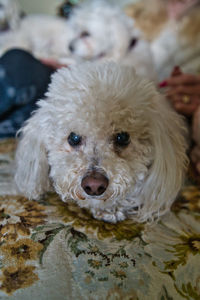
(114, 132, 130, 147)
(68, 132, 82, 147)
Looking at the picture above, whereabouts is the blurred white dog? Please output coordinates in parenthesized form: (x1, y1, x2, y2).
(151, 8, 200, 81)
(0, 0, 21, 51)
(0, 0, 72, 62)
(0, 0, 20, 55)
(15, 62, 188, 223)
(126, 0, 200, 81)
(67, 0, 156, 80)
(0, 0, 20, 31)
(0, 14, 72, 61)
(0, 0, 156, 80)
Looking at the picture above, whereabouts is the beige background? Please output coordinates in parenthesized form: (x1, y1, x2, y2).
(18, 0, 66, 15)
(18, 0, 137, 15)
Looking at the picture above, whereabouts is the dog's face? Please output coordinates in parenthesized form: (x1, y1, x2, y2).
(0, 0, 19, 31)
(45, 82, 154, 223)
(67, 2, 139, 61)
(68, 18, 114, 60)
(15, 63, 188, 223)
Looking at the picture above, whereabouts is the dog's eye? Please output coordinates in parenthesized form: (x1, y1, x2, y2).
(68, 132, 82, 147)
(80, 31, 90, 38)
(114, 132, 130, 147)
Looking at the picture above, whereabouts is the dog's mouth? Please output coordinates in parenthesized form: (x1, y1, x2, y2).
(76, 194, 108, 202)
(95, 52, 106, 60)
(76, 192, 86, 201)
(86, 51, 106, 61)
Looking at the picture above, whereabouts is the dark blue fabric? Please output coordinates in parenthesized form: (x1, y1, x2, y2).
(0, 49, 54, 138)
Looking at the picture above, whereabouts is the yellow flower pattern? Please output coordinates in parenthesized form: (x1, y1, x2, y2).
(1, 238, 43, 263)
(0, 265, 38, 294)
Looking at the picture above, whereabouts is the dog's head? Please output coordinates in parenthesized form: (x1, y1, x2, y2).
(67, 0, 140, 62)
(15, 62, 188, 223)
(0, 0, 20, 31)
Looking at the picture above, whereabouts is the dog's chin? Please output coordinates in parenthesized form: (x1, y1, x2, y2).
(60, 189, 116, 207)
(75, 195, 127, 224)
(56, 186, 127, 223)
(73, 48, 107, 61)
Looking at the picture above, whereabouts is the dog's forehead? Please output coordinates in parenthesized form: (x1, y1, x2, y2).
(48, 63, 156, 135)
(53, 95, 150, 140)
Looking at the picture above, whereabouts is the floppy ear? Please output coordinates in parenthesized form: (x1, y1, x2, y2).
(139, 95, 188, 222)
(15, 108, 50, 200)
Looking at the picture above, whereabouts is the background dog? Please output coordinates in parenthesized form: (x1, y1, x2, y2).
(0, 13, 72, 61)
(126, 0, 200, 81)
(0, 0, 21, 51)
(67, 0, 156, 80)
(0, 0, 156, 80)
(0, 0, 20, 31)
(0, 0, 73, 62)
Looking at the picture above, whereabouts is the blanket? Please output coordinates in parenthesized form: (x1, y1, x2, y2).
(0, 139, 199, 300)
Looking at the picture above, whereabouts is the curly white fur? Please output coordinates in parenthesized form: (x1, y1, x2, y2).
(67, 0, 156, 80)
(15, 62, 188, 223)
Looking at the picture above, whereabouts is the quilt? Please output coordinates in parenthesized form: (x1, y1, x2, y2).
(0, 139, 199, 300)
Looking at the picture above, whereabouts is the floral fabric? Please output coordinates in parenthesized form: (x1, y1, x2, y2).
(0, 139, 199, 300)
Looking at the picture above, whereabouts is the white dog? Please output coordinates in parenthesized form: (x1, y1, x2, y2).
(0, 0, 155, 80)
(125, 0, 200, 81)
(0, 0, 72, 62)
(0, 13, 73, 61)
(0, 0, 20, 31)
(15, 62, 188, 223)
(67, 0, 156, 80)
(0, 0, 21, 51)
(140, 0, 200, 81)
(151, 12, 200, 81)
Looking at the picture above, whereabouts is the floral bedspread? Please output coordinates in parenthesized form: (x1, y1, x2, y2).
(0, 139, 199, 300)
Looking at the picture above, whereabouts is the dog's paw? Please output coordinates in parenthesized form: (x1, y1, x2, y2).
(92, 209, 126, 223)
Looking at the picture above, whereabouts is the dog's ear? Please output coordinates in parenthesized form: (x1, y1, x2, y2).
(15, 108, 50, 200)
(139, 95, 188, 222)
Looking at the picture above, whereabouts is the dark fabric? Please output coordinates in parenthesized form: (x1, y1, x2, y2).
(0, 49, 54, 138)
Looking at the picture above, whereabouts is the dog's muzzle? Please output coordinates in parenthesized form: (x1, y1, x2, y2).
(81, 171, 109, 197)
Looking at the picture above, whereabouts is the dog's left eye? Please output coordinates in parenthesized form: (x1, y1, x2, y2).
(68, 132, 82, 147)
(114, 132, 130, 147)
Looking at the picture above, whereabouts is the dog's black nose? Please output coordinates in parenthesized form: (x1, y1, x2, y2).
(68, 42, 75, 53)
(81, 172, 109, 196)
